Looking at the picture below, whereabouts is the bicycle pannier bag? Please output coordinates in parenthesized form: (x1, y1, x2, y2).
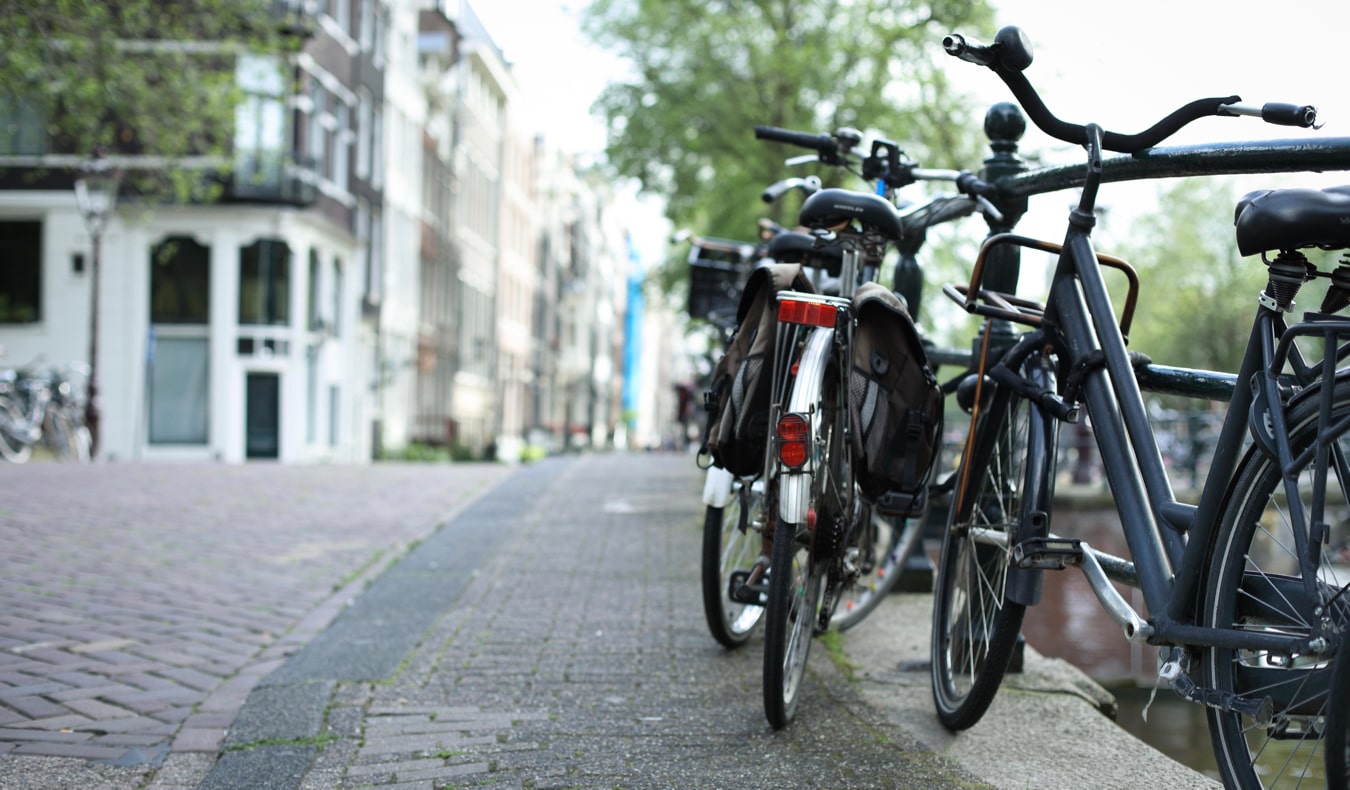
(702, 263, 817, 476)
(848, 282, 943, 515)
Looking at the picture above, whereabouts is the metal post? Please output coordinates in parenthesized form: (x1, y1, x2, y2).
(74, 151, 121, 461)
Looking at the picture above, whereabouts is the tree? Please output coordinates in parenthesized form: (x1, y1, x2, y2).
(0, 0, 298, 200)
(580, 0, 995, 252)
(1113, 179, 1269, 374)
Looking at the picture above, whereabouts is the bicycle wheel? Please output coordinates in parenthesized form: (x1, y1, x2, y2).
(0, 395, 33, 463)
(1327, 649, 1350, 790)
(829, 510, 919, 631)
(44, 408, 89, 462)
(1203, 377, 1350, 788)
(761, 512, 823, 729)
(762, 328, 838, 728)
(931, 359, 1051, 731)
(701, 476, 766, 648)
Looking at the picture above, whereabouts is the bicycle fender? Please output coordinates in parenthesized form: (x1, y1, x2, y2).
(702, 465, 735, 508)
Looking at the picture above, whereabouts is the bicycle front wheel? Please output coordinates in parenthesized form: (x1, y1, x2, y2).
(1204, 377, 1350, 788)
(931, 359, 1052, 731)
(1327, 650, 1350, 790)
(701, 477, 765, 648)
(0, 396, 33, 463)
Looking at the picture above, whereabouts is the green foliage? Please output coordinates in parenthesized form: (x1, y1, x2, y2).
(581, 0, 995, 247)
(0, 0, 297, 201)
(1114, 179, 1268, 373)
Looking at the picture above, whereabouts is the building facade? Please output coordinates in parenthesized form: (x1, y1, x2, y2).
(0, 0, 668, 464)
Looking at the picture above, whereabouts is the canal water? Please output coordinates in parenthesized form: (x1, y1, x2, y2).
(1015, 498, 1222, 781)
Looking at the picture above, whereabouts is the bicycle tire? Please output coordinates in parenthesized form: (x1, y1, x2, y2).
(0, 395, 33, 463)
(701, 478, 766, 648)
(1203, 376, 1350, 789)
(44, 408, 89, 462)
(762, 328, 837, 728)
(830, 511, 920, 631)
(1327, 649, 1350, 790)
(931, 357, 1052, 731)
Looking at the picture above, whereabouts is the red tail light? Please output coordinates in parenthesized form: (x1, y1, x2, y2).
(777, 413, 810, 468)
(778, 299, 837, 327)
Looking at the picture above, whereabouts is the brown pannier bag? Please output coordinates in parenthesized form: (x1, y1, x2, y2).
(848, 282, 942, 516)
(701, 263, 816, 476)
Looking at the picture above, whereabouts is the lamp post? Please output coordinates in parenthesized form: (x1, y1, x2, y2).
(74, 150, 121, 460)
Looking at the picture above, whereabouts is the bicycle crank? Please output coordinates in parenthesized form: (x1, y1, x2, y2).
(1160, 660, 1274, 725)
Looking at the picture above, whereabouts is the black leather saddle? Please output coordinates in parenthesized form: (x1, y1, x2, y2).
(798, 188, 904, 242)
(1234, 186, 1350, 256)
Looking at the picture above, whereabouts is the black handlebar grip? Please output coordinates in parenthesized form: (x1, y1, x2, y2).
(1261, 103, 1318, 128)
(942, 26, 1033, 72)
(753, 126, 836, 152)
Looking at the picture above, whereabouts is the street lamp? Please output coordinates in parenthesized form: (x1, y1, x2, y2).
(74, 150, 121, 460)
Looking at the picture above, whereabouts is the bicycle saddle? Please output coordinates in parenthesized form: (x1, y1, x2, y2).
(1233, 185, 1350, 256)
(798, 188, 904, 241)
(766, 231, 845, 276)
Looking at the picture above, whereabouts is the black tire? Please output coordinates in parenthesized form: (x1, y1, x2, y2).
(761, 512, 821, 729)
(701, 479, 766, 648)
(762, 329, 838, 728)
(931, 360, 1050, 731)
(1203, 377, 1350, 788)
(1328, 651, 1350, 790)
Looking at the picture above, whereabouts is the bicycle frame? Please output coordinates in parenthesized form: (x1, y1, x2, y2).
(959, 131, 1350, 658)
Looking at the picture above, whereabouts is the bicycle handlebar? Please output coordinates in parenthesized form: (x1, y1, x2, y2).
(943, 26, 1319, 153)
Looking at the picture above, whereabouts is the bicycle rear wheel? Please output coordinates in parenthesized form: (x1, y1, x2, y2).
(830, 511, 919, 631)
(762, 328, 839, 728)
(931, 359, 1051, 731)
(701, 477, 766, 648)
(1204, 377, 1350, 788)
(44, 408, 89, 462)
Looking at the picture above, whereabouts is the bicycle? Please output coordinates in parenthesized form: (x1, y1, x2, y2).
(931, 25, 1350, 788)
(0, 361, 90, 463)
(747, 125, 995, 727)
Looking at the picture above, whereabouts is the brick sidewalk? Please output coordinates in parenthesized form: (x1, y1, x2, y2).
(0, 462, 513, 781)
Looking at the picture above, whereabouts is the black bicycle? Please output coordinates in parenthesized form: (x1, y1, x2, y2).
(932, 26, 1350, 788)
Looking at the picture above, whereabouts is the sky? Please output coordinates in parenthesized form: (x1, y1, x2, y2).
(469, 0, 1350, 267)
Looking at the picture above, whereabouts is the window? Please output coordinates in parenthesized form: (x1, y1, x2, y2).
(148, 333, 209, 444)
(331, 257, 343, 336)
(356, 92, 371, 180)
(307, 248, 321, 330)
(0, 221, 41, 323)
(239, 239, 291, 325)
(234, 56, 286, 188)
(150, 237, 210, 324)
(0, 92, 44, 155)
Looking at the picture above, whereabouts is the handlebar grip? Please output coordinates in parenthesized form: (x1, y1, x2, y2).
(942, 27, 1033, 72)
(1262, 102, 1318, 128)
(754, 125, 836, 152)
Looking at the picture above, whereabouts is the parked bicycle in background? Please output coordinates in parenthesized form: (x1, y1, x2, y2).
(0, 358, 91, 463)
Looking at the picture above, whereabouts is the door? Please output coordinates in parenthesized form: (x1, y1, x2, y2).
(245, 372, 280, 459)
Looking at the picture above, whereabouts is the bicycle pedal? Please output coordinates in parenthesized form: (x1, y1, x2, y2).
(1013, 537, 1082, 570)
(728, 571, 768, 605)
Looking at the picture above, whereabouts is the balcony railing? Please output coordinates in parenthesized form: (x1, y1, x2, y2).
(224, 152, 318, 206)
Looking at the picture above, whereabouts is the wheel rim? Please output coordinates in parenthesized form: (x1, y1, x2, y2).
(718, 485, 764, 639)
(1204, 381, 1350, 788)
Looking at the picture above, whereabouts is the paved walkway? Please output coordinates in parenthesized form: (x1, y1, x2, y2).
(0, 454, 1213, 788)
